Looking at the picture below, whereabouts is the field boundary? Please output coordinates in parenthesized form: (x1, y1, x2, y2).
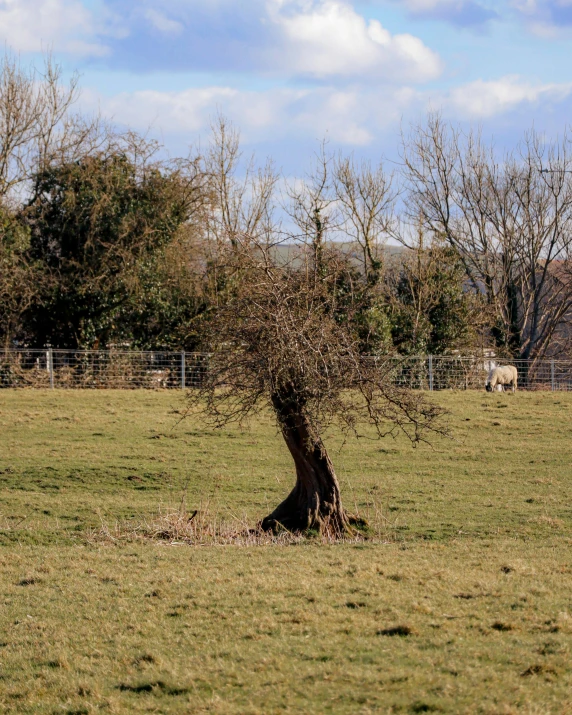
(2, 349, 572, 391)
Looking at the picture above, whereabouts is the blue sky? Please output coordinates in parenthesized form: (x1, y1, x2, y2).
(2, 0, 572, 171)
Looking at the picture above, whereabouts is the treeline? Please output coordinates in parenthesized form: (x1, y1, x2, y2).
(2, 52, 572, 360)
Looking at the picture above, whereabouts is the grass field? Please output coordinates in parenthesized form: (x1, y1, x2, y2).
(1, 389, 571, 714)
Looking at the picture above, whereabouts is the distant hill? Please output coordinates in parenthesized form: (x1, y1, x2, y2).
(270, 242, 408, 267)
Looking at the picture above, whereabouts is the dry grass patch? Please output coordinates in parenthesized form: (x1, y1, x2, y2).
(86, 505, 379, 546)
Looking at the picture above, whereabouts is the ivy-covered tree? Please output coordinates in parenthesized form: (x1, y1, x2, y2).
(118, 228, 210, 350)
(23, 141, 204, 348)
(0, 208, 39, 349)
(388, 239, 486, 356)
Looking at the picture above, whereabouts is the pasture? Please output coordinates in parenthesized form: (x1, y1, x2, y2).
(1, 390, 571, 714)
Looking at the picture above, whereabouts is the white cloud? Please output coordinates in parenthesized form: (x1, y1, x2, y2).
(94, 87, 244, 135)
(0, 0, 113, 55)
(10, 0, 440, 84)
(81, 82, 421, 147)
(142, 8, 184, 36)
(402, 0, 477, 10)
(80, 74, 572, 155)
(443, 76, 572, 118)
(404, 0, 460, 9)
(394, 0, 497, 25)
(512, 0, 572, 36)
(87, 86, 306, 141)
(511, 0, 538, 12)
(266, 0, 443, 83)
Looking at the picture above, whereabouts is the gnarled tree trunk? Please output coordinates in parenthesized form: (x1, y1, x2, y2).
(260, 391, 351, 535)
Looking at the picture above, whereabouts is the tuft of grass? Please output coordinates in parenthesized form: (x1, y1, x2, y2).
(491, 621, 514, 631)
(44, 657, 69, 669)
(17, 577, 40, 586)
(377, 624, 416, 637)
(118, 681, 190, 696)
(411, 702, 442, 713)
(133, 654, 157, 666)
(521, 665, 546, 677)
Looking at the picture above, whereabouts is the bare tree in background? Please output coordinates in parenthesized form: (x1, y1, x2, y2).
(402, 115, 572, 361)
(285, 142, 338, 273)
(0, 51, 104, 205)
(334, 155, 396, 286)
(204, 115, 279, 251)
(188, 239, 445, 536)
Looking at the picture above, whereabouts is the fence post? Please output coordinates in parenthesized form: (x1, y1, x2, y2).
(551, 360, 555, 392)
(428, 355, 434, 392)
(48, 348, 54, 389)
(181, 351, 185, 389)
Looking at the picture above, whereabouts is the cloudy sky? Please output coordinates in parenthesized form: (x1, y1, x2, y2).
(3, 0, 572, 169)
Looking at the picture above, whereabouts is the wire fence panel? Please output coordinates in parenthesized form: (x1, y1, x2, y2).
(515, 359, 572, 391)
(371, 356, 431, 390)
(1, 349, 572, 391)
(374, 356, 572, 392)
(0, 350, 209, 389)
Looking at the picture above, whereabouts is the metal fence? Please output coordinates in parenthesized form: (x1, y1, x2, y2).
(369, 355, 572, 392)
(0, 350, 209, 389)
(1, 349, 572, 391)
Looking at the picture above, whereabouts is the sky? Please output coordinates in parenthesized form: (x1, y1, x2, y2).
(2, 0, 572, 172)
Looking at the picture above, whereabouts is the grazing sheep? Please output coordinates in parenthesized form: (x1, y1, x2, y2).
(486, 365, 518, 393)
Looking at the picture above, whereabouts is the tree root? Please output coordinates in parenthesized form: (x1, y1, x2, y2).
(260, 509, 369, 539)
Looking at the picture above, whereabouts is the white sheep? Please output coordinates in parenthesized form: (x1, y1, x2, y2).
(486, 365, 518, 393)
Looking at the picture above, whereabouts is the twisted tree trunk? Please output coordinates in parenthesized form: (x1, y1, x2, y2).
(260, 391, 351, 535)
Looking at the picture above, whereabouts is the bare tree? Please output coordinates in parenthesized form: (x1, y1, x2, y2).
(188, 239, 445, 536)
(285, 141, 338, 273)
(334, 155, 397, 285)
(402, 114, 572, 361)
(0, 50, 103, 205)
(204, 115, 279, 251)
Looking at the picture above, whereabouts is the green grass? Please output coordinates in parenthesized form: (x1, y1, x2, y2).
(1, 389, 571, 713)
